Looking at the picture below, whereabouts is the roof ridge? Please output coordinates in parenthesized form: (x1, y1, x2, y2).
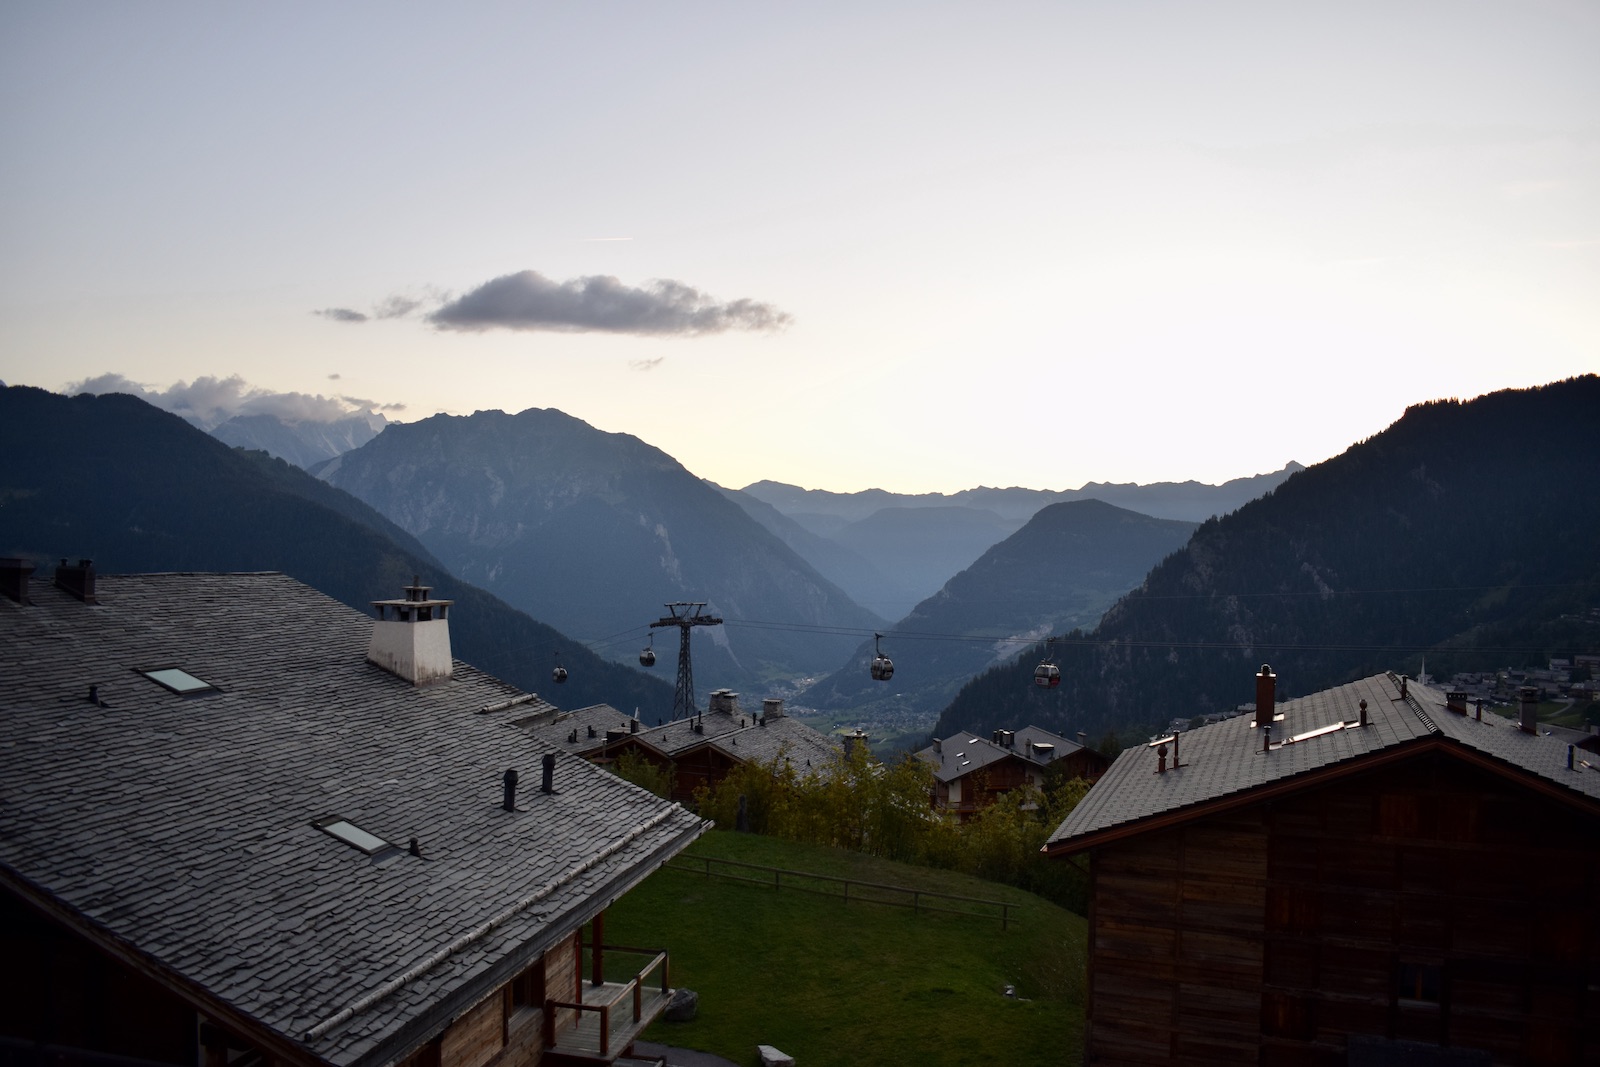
(1387, 670, 1441, 735)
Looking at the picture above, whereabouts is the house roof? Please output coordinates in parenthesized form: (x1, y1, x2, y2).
(517, 700, 842, 775)
(0, 572, 706, 1067)
(915, 724, 1086, 784)
(1045, 672, 1600, 856)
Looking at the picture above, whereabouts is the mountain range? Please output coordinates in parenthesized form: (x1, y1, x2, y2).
(731, 466, 1300, 618)
(313, 407, 887, 694)
(800, 499, 1198, 737)
(932, 376, 1600, 746)
(210, 410, 386, 469)
(0, 386, 673, 717)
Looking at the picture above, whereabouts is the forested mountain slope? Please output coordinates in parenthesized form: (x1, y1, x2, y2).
(934, 377, 1600, 745)
(804, 500, 1196, 723)
(0, 386, 673, 717)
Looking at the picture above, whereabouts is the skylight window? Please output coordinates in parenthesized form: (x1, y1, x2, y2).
(139, 667, 214, 694)
(314, 817, 390, 854)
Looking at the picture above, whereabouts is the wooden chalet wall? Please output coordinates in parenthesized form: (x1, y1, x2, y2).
(0, 884, 199, 1065)
(1084, 752, 1600, 1065)
(1088, 811, 1269, 1062)
(2, 880, 590, 1067)
(668, 746, 739, 805)
(1057, 747, 1110, 783)
(400, 930, 583, 1067)
(604, 736, 738, 805)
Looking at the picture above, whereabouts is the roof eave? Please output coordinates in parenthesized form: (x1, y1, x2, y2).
(1043, 731, 1600, 859)
(0, 864, 331, 1067)
(344, 809, 708, 1067)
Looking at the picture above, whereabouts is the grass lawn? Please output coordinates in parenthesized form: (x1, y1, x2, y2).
(604, 830, 1087, 1067)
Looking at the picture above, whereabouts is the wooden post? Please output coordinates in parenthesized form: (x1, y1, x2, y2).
(591, 911, 605, 988)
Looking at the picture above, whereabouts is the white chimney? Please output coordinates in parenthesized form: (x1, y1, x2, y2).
(368, 576, 454, 685)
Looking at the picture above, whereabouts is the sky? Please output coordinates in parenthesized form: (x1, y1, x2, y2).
(2, 1, 1595, 494)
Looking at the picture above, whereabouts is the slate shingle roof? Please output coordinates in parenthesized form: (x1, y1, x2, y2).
(0, 573, 706, 1067)
(518, 702, 842, 775)
(1046, 672, 1600, 854)
(915, 724, 1085, 783)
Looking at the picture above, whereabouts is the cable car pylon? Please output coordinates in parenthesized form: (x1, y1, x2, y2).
(650, 602, 722, 720)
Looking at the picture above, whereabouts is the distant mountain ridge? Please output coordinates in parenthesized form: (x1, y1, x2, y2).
(932, 376, 1600, 747)
(0, 386, 671, 716)
(742, 464, 1302, 524)
(803, 499, 1198, 728)
(316, 407, 886, 693)
(730, 464, 1300, 618)
(211, 411, 385, 469)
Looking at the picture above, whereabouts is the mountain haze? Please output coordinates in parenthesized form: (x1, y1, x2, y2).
(933, 377, 1600, 746)
(211, 411, 385, 469)
(743, 465, 1302, 525)
(0, 386, 672, 716)
(739, 465, 1300, 618)
(317, 408, 886, 692)
(804, 499, 1197, 725)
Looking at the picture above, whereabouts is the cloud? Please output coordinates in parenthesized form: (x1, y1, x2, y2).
(629, 357, 665, 372)
(373, 294, 422, 319)
(428, 270, 792, 336)
(64, 373, 399, 430)
(314, 307, 368, 323)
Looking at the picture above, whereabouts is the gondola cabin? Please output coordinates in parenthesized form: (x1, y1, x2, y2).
(869, 632, 894, 681)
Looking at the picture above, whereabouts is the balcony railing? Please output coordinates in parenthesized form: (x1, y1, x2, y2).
(544, 945, 670, 1064)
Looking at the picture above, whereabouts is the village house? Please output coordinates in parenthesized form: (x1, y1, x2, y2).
(915, 725, 1108, 820)
(0, 561, 706, 1067)
(1046, 664, 1600, 1065)
(516, 689, 841, 805)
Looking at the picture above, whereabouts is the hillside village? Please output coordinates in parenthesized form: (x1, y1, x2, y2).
(3, 378, 1600, 1066)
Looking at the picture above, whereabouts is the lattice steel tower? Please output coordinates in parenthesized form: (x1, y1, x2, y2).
(650, 602, 723, 720)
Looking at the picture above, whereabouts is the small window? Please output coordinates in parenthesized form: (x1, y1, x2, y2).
(140, 667, 214, 694)
(314, 816, 390, 854)
(1397, 961, 1441, 1004)
(510, 960, 545, 1010)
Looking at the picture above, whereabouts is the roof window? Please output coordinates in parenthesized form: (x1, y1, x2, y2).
(314, 816, 390, 854)
(139, 667, 214, 694)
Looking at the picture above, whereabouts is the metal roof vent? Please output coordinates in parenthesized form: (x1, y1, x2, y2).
(54, 559, 96, 604)
(1, 558, 34, 605)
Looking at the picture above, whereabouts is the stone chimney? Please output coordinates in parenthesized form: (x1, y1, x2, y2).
(54, 558, 97, 604)
(1446, 691, 1468, 715)
(1255, 664, 1276, 725)
(762, 698, 785, 720)
(367, 577, 454, 685)
(709, 689, 740, 716)
(1518, 686, 1540, 735)
(1, 558, 34, 605)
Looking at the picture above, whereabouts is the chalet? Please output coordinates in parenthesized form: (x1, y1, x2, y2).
(517, 690, 840, 805)
(916, 725, 1108, 820)
(0, 562, 706, 1067)
(1045, 665, 1600, 1066)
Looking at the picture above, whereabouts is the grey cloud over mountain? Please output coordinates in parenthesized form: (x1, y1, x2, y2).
(427, 270, 792, 336)
(65, 373, 402, 430)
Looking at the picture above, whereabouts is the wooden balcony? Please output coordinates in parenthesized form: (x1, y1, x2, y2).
(544, 945, 672, 1066)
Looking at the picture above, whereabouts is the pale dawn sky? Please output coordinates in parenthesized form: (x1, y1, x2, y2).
(2, 2, 1595, 493)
